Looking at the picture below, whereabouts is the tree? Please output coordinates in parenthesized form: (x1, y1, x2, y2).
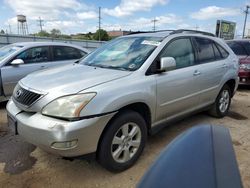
(50, 29, 61, 38)
(0, 29, 5, 34)
(36, 30, 50, 37)
(85, 32, 93, 40)
(93, 29, 109, 41)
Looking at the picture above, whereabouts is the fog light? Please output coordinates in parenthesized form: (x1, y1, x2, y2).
(51, 140, 78, 150)
(242, 78, 246, 82)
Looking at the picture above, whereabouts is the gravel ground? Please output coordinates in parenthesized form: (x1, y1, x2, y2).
(0, 87, 250, 188)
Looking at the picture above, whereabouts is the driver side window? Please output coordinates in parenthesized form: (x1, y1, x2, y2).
(160, 38, 195, 69)
(16, 46, 50, 64)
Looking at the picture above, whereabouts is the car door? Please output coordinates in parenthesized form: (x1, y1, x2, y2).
(155, 37, 201, 122)
(192, 37, 229, 105)
(1, 46, 50, 96)
(48, 46, 85, 68)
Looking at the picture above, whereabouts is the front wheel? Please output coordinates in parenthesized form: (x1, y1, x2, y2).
(208, 84, 231, 118)
(97, 110, 147, 172)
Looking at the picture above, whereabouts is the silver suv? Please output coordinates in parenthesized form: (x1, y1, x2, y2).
(7, 30, 239, 172)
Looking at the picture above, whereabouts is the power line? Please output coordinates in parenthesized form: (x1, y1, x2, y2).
(243, 5, 250, 38)
(37, 17, 44, 32)
(151, 18, 158, 32)
(98, 7, 101, 41)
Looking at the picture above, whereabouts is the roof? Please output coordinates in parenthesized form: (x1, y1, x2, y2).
(11, 41, 89, 52)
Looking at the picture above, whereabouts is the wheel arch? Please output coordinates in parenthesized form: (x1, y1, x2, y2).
(96, 102, 152, 157)
(223, 79, 236, 97)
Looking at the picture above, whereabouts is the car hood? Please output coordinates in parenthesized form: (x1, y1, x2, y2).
(20, 64, 132, 95)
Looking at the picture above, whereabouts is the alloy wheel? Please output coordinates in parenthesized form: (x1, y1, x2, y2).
(219, 90, 230, 113)
(111, 122, 142, 163)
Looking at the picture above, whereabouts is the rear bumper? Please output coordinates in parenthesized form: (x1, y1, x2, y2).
(6, 99, 116, 157)
(239, 70, 250, 85)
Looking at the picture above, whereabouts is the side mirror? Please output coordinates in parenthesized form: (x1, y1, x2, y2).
(11, 59, 24, 65)
(160, 57, 176, 72)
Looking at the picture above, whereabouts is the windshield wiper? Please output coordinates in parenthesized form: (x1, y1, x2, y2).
(94, 64, 131, 71)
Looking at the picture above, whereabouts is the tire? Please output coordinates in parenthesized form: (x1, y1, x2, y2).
(208, 84, 231, 118)
(97, 110, 147, 172)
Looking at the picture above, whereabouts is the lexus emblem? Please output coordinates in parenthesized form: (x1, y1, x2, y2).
(15, 89, 23, 98)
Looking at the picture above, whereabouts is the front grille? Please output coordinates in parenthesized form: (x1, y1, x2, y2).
(13, 85, 42, 106)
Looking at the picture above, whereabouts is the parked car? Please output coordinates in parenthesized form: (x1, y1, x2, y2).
(7, 30, 239, 172)
(138, 125, 243, 188)
(0, 42, 89, 102)
(226, 40, 250, 85)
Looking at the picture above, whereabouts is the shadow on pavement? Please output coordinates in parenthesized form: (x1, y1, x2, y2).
(0, 101, 7, 109)
(0, 101, 37, 175)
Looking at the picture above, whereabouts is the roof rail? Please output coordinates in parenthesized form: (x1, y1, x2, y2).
(127, 31, 153, 35)
(170, 29, 215, 37)
(127, 30, 175, 35)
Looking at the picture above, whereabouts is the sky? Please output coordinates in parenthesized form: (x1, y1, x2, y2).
(0, 0, 250, 37)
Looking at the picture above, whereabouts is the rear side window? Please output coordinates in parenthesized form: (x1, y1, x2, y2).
(160, 38, 195, 69)
(194, 37, 215, 63)
(53, 46, 84, 61)
(227, 42, 247, 56)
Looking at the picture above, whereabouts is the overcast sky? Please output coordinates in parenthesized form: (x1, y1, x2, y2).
(0, 0, 249, 36)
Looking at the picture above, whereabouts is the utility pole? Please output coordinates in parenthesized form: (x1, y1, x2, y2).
(151, 18, 158, 32)
(8, 23, 12, 34)
(98, 7, 101, 41)
(195, 25, 199, 31)
(243, 5, 250, 38)
(37, 17, 44, 32)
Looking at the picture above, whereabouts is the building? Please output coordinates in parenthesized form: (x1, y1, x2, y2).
(107, 30, 131, 37)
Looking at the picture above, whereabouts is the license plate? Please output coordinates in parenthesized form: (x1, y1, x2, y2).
(7, 115, 18, 135)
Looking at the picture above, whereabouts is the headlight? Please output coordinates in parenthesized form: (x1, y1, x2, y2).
(240, 63, 250, 70)
(42, 93, 96, 118)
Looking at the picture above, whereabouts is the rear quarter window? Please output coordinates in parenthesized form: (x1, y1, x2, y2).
(215, 43, 229, 59)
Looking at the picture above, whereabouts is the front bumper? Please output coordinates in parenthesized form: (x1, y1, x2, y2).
(6, 99, 116, 157)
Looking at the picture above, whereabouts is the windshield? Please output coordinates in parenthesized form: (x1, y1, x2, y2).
(0, 44, 23, 61)
(80, 36, 163, 71)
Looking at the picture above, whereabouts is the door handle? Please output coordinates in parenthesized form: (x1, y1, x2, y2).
(193, 70, 201, 76)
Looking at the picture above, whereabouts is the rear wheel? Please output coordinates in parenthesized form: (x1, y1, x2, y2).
(209, 84, 231, 118)
(97, 110, 147, 172)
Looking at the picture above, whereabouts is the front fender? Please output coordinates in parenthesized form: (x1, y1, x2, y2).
(80, 74, 157, 122)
